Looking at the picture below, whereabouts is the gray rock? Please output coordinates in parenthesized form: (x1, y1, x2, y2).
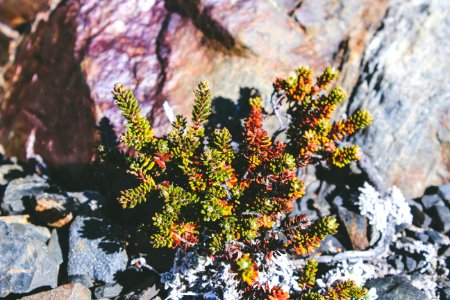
(316, 234, 346, 254)
(348, 0, 450, 198)
(20, 283, 91, 300)
(0, 221, 60, 297)
(0, 163, 23, 186)
(1, 175, 49, 215)
(410, 202, 425, 227)
(437, 182, 450, 202)
(118, 275, 161, 300)
(68, 216, 128, 283)
(9, 222, 51, 243)
(65, 275, 94, 288)
(48, 229, 63, 265)
(68, 190, 106, 215)
(425, 229, 446, 246)
(440, 287, 450, 300)
(365, 275, 428, 300)
(404, 256, 417, 272)
(421, 194, 444, 210)
(429, 205, 450, 233)
(94, 282, 123, 299)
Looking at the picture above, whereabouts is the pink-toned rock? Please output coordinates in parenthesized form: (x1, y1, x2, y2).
(20, 283, 91, 300)
(2, 0, 448, 197)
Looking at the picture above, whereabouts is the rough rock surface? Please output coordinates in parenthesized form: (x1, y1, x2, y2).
(365, 275, 428, 300)
(34, 192, 74, 227)
(348, 0, 450, 198)
(0, 221, 60, 298)
(67, 215, 128, 283)
(0, 0, 386, 165)
(20, 283, 91, 300)
(0, 0, 50, 28)
(1, 174, 49, 214)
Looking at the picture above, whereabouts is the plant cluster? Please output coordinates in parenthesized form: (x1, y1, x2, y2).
(101, 66, 373, 298)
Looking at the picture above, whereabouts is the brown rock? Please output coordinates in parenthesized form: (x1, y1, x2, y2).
(0, 0, 387, 165)
(0, 0, 50, 28)
(34, 193, 74, 228)
(20, 283, 91, 300)
(338, 207, 369, 250)
(0, 1, 96, 171)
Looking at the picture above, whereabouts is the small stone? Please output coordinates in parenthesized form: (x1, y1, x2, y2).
(337, 207, 369, 250)
(94, 282, 123, 299)
(429, 205, 450, 233)
(425, 229, 445, 246)
(68, 190, 105, 215)
(34, 192, 74, 227)
(67, 216, 128, 283)
(437, 182, 450, 202)
(404, 256, 417, 272)
(410, 202, 425, 226)
(421, 194, 443, 210)
(365, 275, 427, 300)
(1, 175, 49, 215)
(20, 283, 91, 300)
(0, 221, 60, 297)
(438, 245, 450, 257)
(422, 214, 432, 228)
(0, 163, 23, 186)
(394, 256, 405, 272)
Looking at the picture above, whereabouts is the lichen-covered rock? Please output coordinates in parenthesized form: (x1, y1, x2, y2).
(67, 216, 128, 283)
(1, 174, 49, 215)
(347, 0, 450, 198)
(0, 221, 60, 298)
(20, 283, 91, 300)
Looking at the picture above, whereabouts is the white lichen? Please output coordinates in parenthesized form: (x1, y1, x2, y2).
(357, 183, 412, 233)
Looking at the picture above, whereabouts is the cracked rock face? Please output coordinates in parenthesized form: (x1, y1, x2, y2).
(347, 0, 450, 198)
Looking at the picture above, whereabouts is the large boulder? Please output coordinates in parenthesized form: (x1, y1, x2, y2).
(0, 221, 60, 298)
(0, 0, 386, 164)
(0, 0, 448, 197)
(347, 0, 450, 198)
(67, 215, 128, 283)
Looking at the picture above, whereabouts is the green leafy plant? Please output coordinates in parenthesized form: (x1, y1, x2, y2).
(101, 66, 372, 298)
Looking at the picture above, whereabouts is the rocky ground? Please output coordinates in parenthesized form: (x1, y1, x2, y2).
(0, 0, 449, 299)
(0, 149, 448, 299)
